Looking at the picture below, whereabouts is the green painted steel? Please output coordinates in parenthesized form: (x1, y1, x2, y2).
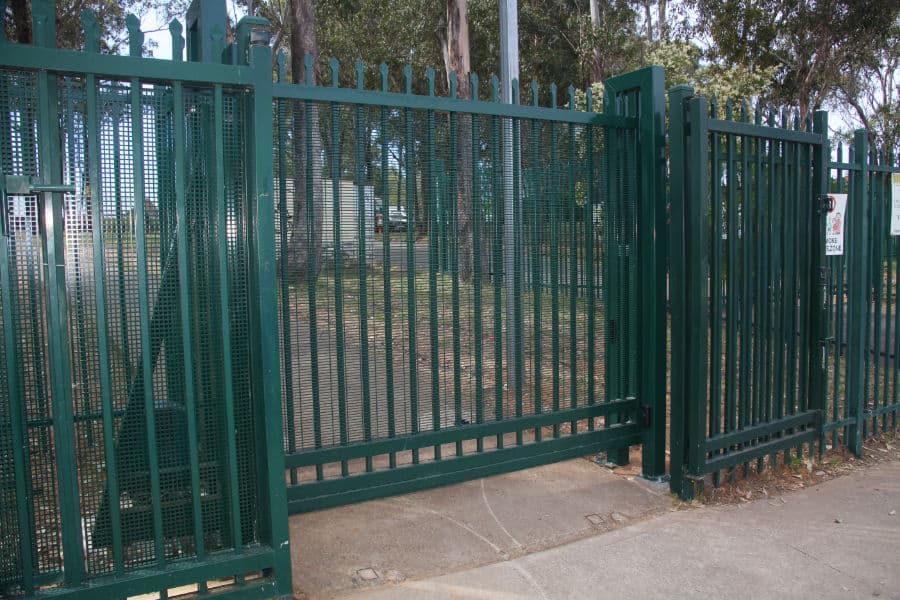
(670, 90, 830, 499)
(274, 58, 659, 511)
(0, 0, 291, 597)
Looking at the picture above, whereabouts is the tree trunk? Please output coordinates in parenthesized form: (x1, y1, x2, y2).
(658, 0, 667, 42)
(443, 0, 475, 281)
(286, 0, 324, 280)
(590, 0, 603, 82)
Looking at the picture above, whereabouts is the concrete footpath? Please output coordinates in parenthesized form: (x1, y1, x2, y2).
(291, 458, 900, 600)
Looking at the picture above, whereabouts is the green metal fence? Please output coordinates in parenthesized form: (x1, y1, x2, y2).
(0, 1, 290, 597)
(273, 63, 667, 511)
(669, 85, 900, 499)
(668, 86, 830, 498)
(824, 132, 900, 455)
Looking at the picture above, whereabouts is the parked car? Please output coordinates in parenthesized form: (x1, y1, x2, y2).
(377, 205, 408, 232)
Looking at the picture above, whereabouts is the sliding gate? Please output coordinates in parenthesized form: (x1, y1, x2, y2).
(275, 67, 668, 512)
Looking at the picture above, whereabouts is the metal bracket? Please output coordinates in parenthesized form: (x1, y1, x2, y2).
(818, 194, 835, 214)
(4, 175, 75, 195)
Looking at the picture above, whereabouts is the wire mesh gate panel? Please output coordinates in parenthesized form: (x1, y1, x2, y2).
(275, 66, 667, 512)
(0, 3, 290, 598)
(669, 88, 830, 498)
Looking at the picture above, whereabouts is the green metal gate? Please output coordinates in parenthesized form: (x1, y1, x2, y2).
(0, 1, 290, 597)
(274, 66, 668, 512)
(668, 87, 831, 498)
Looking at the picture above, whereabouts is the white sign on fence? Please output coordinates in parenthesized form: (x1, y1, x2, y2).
(825, 193, 848, 256)
(891, 174, 900, 236)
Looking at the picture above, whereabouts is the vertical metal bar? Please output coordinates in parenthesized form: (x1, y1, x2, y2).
(725, 102, 737, 445)
(667, 85, 692, 495)
(739, 101, 752, 471)
(91, 73, 122, 573)
(328, 61, 349, 475)
(425, 69, 441, 459)
(530, 82, 543, 440)
(354, 63, 373, 471)
(567, 87, 578, 435)
(36, 63, 85, 585)
(449, 74, 463, 456)
(512, 81, 524, 445)
(403, 66, 420, 463)
(471, 74, 484, 452)
(379, 64, 397, 466)
(212, 84, 243, 552)
(274, 69, 296, 483)
(846, 129, 869, 455)
(0, 162, 35, 594)
(710, 98, 723, 474)
(172, 81, 206, 559)
(585, 88, 595, 433)
(301, 57, 323, 480)
(549, 85, 560, 439)
(491, 77, 504, 448)
(686, 96, 710, 485)
(247, 43, 292, 595)
(808, 110, 829, 454)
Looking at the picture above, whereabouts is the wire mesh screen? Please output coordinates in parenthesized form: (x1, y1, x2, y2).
(274, 92, 639, 496)
(0, 68, 261, 595)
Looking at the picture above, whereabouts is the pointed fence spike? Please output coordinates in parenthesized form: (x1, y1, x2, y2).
(356, 59, 365, 90)
(32, 0, 56, 48)
(304, 54, 314, 84)
(169, 19, 184, 61)
(470, 72, 479, 101)
(330, 57, 340, 87)
(449, 71, 458, 99)
(511, 78, 519, 104)
(725, 98, 733, 120)
(740, 99, 748, 122)
(568, 85, 576, 110)
(80, 9, 100, 52)
(275, 52, 286, 82)
(126, 14, 142, 57)
(210, 23, 225, 62)
(426, 67, 435, 96)
(531, 80, 539, 107)
(490, 75, 500, 101)
(550, 83, 558, 109)
(586, 86, 593, 112)
(380, 63, 389, 92)
(404, 65, 413, 94)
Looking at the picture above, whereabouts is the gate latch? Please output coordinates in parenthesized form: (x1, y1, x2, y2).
(818, 194, 835, 214)
(5, 175, 75, 195)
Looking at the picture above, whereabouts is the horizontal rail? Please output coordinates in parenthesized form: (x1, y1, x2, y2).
(828, 161, 899, 174)
(0, 43, 253, 86)
(703, 429, 818, 474)
(288, 424, 642, 512)
(285, 399, 637, 468)
(33, 547, 277, 599)
(272, 82, 638, 127)
(703, 411, 817, 453)
(708, 118, 824, 145)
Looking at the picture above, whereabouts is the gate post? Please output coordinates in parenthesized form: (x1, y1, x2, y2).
(846, 129, 870, 456)
(603, 66, 667, 478)
(242, 26, 293, 595)
(808, 111, 830, 455)
(667, 84, 693, 496)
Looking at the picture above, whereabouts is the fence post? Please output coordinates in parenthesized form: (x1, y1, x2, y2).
(242, 25, 293, 595)
(683, 95, 710, 498)
(846, 129, 870, 456)
(808, 111, 829, 454)
(667, 84, 693, 496)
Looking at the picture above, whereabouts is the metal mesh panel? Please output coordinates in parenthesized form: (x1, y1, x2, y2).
(0, 66, 263, 593)
(275, 94, 632, 493)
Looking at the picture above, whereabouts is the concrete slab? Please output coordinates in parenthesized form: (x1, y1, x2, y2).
(343, 459, 900, 600)
(289, 457, 672, 599)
